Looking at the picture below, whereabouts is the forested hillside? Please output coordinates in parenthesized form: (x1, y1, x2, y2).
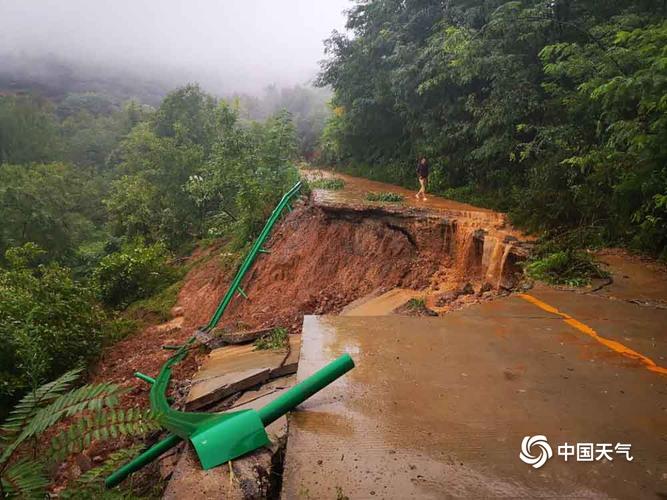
(0, 84, 303, 414)
(0, 82, 311, 495)
(318, 0, 667, 258)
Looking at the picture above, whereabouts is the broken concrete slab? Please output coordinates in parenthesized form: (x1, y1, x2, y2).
(272, 334, 301, 378)
(341, 288, 420, 316)
(163, 441, 275, 500)
(196, 327, 275, 349)
(186, 335, 302, 410)
(232, 374, 295, 409)
(339, 287, 384, 315)
(164, 380, 296, 500)
(186, 344, 286, 410)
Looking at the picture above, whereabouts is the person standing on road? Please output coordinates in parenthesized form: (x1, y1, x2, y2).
(415, 156, 429, 201)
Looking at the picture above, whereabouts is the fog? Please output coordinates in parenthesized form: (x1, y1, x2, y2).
(0, 0, 350, 96)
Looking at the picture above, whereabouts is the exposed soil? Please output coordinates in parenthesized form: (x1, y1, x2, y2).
(91, 192, 529, 405)
(219, 203, 527, 334)
(55, 174, 667, 497)
(90, 246, 229, 407)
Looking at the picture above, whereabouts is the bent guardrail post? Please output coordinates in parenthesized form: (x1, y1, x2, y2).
(105, 352, 354, 488)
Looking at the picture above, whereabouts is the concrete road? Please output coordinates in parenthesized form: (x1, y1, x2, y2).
(282, 290, 667, 498)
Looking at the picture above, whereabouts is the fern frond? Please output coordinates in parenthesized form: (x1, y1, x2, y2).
(0, 382, 127, 465)
(0, 458, 49, 499)
(49, 408, 159, 461)
(1, 368, 83, 438)
(59, 444, 144, 499)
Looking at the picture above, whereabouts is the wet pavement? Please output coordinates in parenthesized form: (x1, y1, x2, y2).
(282, 293, 667, 499)
(593, 251, 667, 306)
(163, 170, 667, 498)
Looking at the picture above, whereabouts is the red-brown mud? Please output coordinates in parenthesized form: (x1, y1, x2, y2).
(219, 203, 528, 333)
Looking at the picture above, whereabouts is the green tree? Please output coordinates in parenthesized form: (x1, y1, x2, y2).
(93, 240, 177, 309)
(0, 163, 102, 262)
(0, 244, 105, 410)
(106, 123, 204, 248)
(0, 95, 61, 164)
(152, 83, 219, 152)
(197, 108, 299, 243)
(318, 0, 667, 256)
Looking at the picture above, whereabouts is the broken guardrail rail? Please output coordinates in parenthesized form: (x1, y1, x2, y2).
(204, 179, 303, 331)
(105, 180, 356, 487)
(105, 342, 354, 487)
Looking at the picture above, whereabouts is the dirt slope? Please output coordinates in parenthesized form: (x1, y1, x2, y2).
(221, 203, 526, 332)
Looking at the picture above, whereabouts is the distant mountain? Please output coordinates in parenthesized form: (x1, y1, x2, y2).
(0, 52, 171, 105)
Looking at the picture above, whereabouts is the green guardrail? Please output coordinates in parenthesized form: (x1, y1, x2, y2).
(105, 180, 355, 488)
(204, 180, 303, 331)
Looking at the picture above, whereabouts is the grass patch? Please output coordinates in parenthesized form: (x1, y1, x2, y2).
(525, 250, 608, 287)
(254, 327, 288, 350)
(366, 191, 404, 203)
(125, 280, 184, 323)
(103, 316, 140, 344)
(310, 177, 345, 190)
(406, 297, 426, 311)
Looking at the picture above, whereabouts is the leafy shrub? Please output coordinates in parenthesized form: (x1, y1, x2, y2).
(525, 250, 608, 287)
(310, 178, 345, 190)
(0, 163, 103, 263)
(93, 241, 177, 309)
(0, 244, 106, 411)
(254, 327, 288, 350)
(366, 191, 404, 202)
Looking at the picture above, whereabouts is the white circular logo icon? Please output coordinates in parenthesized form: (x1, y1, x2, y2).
(520, 435, 553, 469)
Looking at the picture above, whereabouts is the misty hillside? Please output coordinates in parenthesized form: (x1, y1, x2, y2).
(0, 53, 171, 105)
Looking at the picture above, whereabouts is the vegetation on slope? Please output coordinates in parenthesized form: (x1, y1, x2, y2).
(0, 82, 302, 492)
(309, 177, 346, 190)
(366, 192, 404, 203)
(318, 1, 667, 260)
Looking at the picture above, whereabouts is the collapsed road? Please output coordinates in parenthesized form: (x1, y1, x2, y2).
(146, 171, 665, 498)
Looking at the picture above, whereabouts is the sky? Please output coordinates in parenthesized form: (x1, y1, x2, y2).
(0, 0, 351, 94)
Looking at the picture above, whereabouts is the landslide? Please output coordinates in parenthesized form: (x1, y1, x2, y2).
(92, 199, 524, 404)
(220, 203, 523, 331)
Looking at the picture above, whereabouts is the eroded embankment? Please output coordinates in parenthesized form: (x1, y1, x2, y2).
(219, 202, 529, 331)
(92, 197, 528, 408)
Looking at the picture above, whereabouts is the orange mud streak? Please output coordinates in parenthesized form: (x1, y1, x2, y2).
(518, 293, 667, 376)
